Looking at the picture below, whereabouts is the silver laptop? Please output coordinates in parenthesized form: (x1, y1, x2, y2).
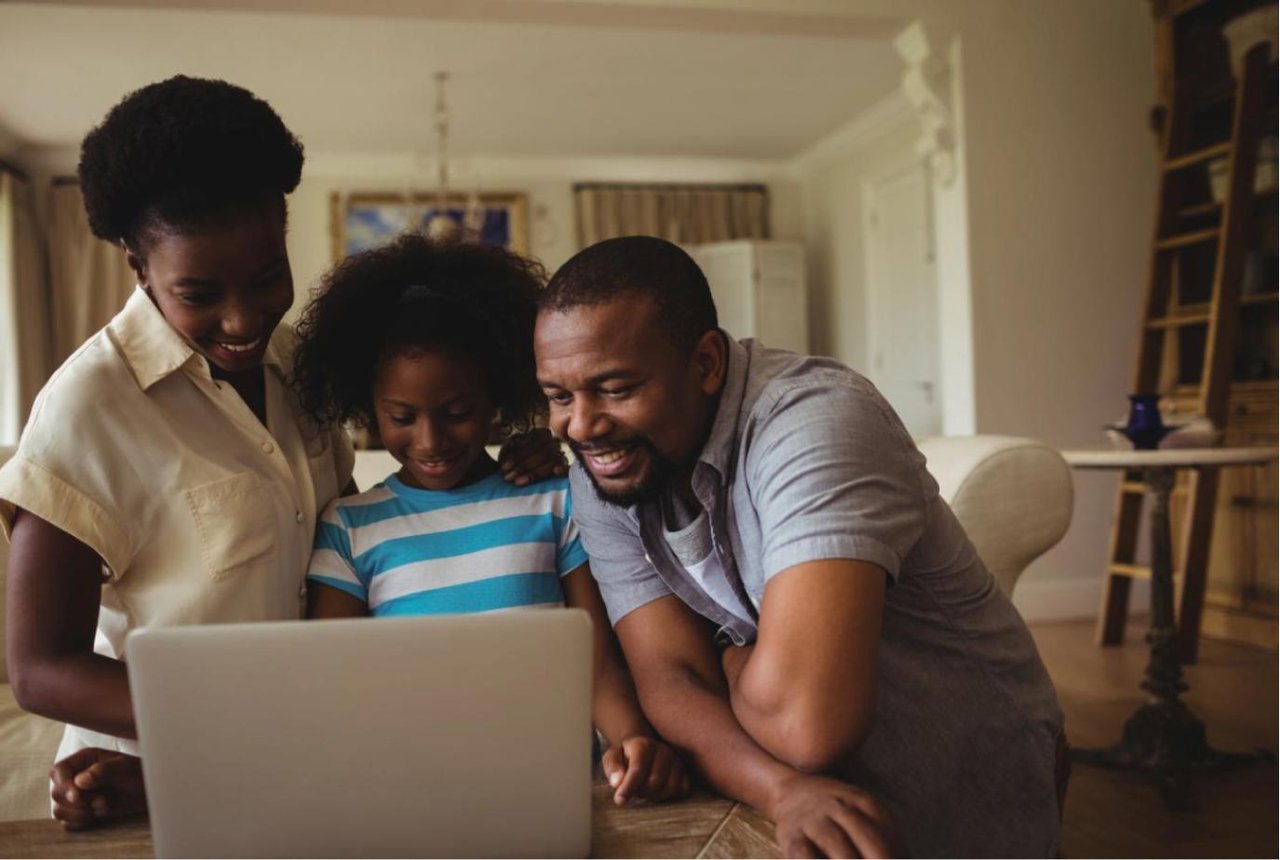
(128, 610, 593, 858)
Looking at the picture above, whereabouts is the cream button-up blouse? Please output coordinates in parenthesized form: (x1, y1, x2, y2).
(0, 288, 354, 760)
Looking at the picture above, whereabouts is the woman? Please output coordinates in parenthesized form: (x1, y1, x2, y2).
(0, 76, 563, 828)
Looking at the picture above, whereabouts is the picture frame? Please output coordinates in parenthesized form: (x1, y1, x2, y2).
(329, 191, 529, 262)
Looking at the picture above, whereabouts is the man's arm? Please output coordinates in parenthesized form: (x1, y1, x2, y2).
(615, 594, 895, 858)
(720, 559, 885, 772)
(729, 380, 924, 773)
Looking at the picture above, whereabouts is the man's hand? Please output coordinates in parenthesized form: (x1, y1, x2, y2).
(600, 736, 692, 806)
(50, 748, 147, 830)
(767, 772, 901, 859)
(497, 427, 569, 486)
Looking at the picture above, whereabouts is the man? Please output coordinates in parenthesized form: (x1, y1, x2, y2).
(534, 236, 1065, 858)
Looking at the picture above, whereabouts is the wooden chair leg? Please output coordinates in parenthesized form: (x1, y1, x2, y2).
(1097, 574, 1132, 646)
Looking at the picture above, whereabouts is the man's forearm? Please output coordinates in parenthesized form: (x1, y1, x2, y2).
(635, 659, 799, 815)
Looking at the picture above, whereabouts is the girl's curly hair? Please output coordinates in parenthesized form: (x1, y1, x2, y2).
(292, 234, 547, 438)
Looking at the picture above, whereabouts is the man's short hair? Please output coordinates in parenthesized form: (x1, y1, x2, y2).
(541, 236, 718, 352)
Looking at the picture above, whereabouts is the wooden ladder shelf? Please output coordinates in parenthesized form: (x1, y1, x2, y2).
(1097, 17, 1274, 663)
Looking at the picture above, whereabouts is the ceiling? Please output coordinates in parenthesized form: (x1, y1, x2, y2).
(0, 0, 911, 161)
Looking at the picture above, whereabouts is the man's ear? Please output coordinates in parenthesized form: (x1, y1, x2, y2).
(691, 329, 728, 396)
(122, 241, 147, 289)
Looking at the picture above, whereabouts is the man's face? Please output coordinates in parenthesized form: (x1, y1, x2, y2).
(535, 294, 720, 507)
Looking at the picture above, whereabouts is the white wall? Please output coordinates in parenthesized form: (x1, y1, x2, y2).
(955, 0, 1156, 619)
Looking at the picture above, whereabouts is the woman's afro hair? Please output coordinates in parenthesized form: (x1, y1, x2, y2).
(292, 234, 548, 438)
(78, 75, 303, 247)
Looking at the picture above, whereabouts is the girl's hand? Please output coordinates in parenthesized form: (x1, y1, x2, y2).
(498, 428, 569, 487)
(601, 736, 692, 805)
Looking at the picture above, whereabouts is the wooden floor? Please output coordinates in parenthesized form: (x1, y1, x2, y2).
(1031, 619, 1278, 858)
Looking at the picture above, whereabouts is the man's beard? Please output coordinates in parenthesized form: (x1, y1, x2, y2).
(570, 436, 675, 508)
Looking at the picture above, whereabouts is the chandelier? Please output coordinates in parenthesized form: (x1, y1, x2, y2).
(417, 71, 481, 243)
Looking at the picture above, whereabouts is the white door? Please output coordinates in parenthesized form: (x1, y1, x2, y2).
(864, 160, 942, 437)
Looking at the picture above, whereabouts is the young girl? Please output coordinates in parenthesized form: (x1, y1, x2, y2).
(293, 234, 690, 805)
(0, 77, 562, 828)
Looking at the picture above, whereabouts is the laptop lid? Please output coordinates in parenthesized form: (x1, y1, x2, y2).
(128, 610, 593, 858)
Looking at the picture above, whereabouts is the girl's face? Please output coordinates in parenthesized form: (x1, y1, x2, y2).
(130, 202, 293, 377)
(373, 348, 499, 491)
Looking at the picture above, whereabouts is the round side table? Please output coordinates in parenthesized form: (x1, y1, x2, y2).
(1062, 446, 1278, 810)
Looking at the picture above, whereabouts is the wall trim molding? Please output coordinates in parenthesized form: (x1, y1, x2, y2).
(894, 19, 957, 186)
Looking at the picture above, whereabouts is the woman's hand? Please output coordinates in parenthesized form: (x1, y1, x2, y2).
(498, 427, 569, 486)
(600, 736, 692, 805)
(50, 748, 147, 830)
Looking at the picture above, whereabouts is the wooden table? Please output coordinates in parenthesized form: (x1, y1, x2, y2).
(0, 781, 781, 859)
(1061, 446, 1278, 811)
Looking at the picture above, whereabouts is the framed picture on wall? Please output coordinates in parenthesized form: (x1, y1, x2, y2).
(329, 191, 529, 262)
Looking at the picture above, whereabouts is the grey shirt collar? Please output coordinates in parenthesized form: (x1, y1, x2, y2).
(694, 332, 751, 482)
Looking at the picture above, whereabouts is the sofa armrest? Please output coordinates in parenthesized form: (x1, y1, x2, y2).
(917, 435, 1073, 598)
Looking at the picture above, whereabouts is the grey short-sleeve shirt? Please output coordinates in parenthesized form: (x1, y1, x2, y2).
(570, 336, 1064, 857)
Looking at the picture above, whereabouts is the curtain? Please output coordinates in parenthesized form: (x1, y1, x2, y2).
(574, 183, 769, 248)
(47, 181, 135, 367)
(0, 169, 52, 445)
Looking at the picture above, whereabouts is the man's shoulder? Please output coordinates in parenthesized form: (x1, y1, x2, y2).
(738, 342, 892, 430)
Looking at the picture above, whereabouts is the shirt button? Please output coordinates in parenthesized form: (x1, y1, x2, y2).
(643, 553, 651, 564)
(295, 511, 304, 524)
(261, 441, 274, 454)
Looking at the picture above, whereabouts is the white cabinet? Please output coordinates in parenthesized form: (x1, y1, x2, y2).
(688, 240, 809, 354)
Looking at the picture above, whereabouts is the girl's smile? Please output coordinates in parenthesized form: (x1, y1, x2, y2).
(373, 347, 499, 492)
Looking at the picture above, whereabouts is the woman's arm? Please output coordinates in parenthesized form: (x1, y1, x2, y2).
(562, 565, 689, 804)
(6, 508, 135, 738)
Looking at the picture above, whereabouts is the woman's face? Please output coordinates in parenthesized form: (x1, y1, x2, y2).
(131, 202, 293, 376)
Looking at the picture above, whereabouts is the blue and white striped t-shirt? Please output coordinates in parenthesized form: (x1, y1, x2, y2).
(306, 471, 589, 616)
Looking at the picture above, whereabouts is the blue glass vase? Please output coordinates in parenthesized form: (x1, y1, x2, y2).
(1124, 394, 1173, 450)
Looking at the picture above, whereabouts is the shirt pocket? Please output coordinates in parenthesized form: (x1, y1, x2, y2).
(184, 472, 277, 580)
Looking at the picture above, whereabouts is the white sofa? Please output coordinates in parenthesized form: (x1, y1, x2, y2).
(916, 435, 1074, 597)
(0, 436, 1072, 821)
